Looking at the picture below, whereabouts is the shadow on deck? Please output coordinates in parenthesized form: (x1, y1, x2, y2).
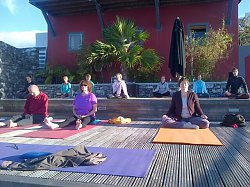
(0, 121, 249, 187)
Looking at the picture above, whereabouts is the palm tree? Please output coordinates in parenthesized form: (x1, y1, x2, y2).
(86, 16, 162, 81)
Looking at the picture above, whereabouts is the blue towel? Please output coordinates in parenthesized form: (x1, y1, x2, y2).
(19, 152, 52, 159)
(91, 119, 102, 124)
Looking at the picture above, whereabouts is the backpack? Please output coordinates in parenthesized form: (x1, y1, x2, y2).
(221, 113, 246, 127)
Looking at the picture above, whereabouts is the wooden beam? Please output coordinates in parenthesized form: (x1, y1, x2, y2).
(226, 0, 233, 25)
(95, 0, 105, 29)
(41, 10, 56, 37)
(154, 0, 161, 30)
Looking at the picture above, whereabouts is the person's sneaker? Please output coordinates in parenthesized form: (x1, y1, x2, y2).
(183, 122, 199, 129)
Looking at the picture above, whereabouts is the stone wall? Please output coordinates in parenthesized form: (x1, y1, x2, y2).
(36, 82, 227, 98)
(137, 82, 227, 98)
(0, 42, 39, 99)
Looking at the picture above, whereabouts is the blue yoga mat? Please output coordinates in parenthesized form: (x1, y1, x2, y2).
(0, 142, 155, 177)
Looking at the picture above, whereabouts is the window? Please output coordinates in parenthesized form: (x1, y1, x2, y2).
(188, 23, 208, 39)
(68, 32, 84, 51)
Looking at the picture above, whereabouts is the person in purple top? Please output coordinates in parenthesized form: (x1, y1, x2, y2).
(45, 80, 97, 130)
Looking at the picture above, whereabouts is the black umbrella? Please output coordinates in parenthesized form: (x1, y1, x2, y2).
(168, 17, 186, 78)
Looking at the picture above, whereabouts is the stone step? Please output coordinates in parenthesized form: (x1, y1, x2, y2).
(1, 98, 249, 121)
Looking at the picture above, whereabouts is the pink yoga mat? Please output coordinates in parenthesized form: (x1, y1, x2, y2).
(0, 124, 40, 134)
(15, 124, 97, 139)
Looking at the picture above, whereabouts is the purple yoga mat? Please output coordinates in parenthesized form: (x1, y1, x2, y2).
(0, 142, 155, 178)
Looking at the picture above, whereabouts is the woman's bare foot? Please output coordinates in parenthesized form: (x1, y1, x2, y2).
(44, 117, 59, 130)
(8, 120, 18, 128)
(76, 119, 83, 130)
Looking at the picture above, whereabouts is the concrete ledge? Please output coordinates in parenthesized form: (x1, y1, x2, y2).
(0, 98, 249, 121)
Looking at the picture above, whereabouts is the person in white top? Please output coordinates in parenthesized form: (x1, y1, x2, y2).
(112, 73, 129, 99)
(161, 77, 209, 129)
(153, 76, 171, 97)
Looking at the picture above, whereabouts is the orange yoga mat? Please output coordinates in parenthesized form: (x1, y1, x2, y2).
(153, 128, 223, 146)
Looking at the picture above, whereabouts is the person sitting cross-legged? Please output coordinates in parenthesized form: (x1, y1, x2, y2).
(161, 77, 210, 129)
(224, 67, 249, 99)
(58, 75, 72, 98)
(111, 73, 129, 99)
(44, 80, 97, 130)
(16, 74, 35, 99)
(85, 74, 95, 93)
(153, 76, 171, 97)
(193, 74, 209, 98)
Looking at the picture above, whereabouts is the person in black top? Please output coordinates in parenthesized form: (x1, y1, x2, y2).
(16, 75, 35, 99)
(224, 68, 249, 99)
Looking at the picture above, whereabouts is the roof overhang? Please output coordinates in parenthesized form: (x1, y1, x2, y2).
(29, 0, 232, 16)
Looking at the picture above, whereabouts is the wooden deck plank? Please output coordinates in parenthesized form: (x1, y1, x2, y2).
(178, 145, 193, 187)
(212, 128, 250, 163)
(211, 128, 250, 186)
(198, 146, 224, 187)
(146, 149, 167, 186)
(132, 144, 162, 187)
(189, 146, 209, 187)
(75, 173, 96, 183)
(0, 121, 249, 187)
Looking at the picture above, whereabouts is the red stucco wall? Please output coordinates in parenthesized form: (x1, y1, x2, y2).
(245, 55, 250, 89)
(47, 0, 239, 82)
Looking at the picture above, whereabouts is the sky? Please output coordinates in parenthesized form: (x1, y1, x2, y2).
(0, 0, 249, 48)
(0, 0, 47, 48)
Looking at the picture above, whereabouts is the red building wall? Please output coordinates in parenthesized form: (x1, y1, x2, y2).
(47, 0, 239, 82)
(245, 55, 250, 89)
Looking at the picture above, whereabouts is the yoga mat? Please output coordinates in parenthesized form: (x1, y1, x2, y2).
(0, 142, 155, 177)
(15, 125, 97, 139)
(0, 124, 40, 135)
(50, 119, 107, 124)
(153, 128, 223, 146)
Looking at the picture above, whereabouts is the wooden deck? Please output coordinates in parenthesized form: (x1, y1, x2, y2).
(0, 121, 249, 187)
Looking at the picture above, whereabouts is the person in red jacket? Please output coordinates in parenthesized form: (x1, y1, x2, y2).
(0, 85, 48, 128)
(161, 77, 209, 129)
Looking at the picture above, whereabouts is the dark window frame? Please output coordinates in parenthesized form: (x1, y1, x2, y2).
(187, 23, 209, 39)
(68, 32, 84, 52)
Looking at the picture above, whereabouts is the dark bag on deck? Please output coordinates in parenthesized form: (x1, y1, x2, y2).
(221, 113, 246, 127)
